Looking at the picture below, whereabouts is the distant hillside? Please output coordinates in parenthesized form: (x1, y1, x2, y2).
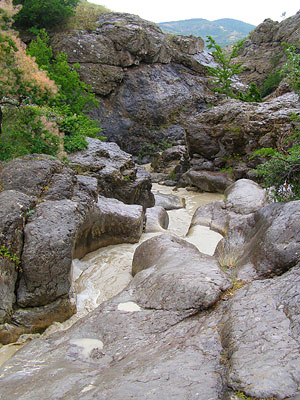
(158, 18, 256, 47)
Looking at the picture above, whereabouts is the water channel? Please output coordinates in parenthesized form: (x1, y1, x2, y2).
(0, 184, 223, 366)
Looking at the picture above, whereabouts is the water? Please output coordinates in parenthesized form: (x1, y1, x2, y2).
(0, 185, 223, 365)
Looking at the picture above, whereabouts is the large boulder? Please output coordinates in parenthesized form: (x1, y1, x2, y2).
(51, 13, 215, 157)
(132, 234, 232, 311)
(183, 170, 234, 193)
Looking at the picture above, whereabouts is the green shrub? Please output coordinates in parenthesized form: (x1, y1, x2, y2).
(260, 70, 282, 97)
(13, 0, 79, 30)
(0, 106, 60, 161)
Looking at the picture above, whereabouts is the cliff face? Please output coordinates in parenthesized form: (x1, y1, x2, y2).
(51, 12, 216, 157)
(236, 11, 300, 87)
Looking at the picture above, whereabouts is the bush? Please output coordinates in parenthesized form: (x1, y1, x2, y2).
(0, 106, 60, 161)
(260, 70, 282, 97)
(61, 0, 110, 32)
(254, 145, 300, 201)
(13, 0, 79, 30)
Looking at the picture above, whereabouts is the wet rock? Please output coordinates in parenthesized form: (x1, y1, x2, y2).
(144, 206, 169, 233)
(0, 150, 149, 343)
(69, 137, 154, 208)
(224, 178, 268, 214)
(74, 196, 144, 259)
(222, 263, 300, 399)
(237, 200, 300, 278)
(183, 169, 234, 193)
(132, 234, 232, 311)
(153, 191, 185, 210)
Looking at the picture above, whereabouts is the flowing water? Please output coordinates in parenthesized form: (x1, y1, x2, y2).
(0, 184, 223, 366)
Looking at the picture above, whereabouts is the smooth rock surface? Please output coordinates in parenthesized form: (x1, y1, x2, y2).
(144, 206, 169, 233)
(153, 191, 185, 210)
(132, 234, 232, 311)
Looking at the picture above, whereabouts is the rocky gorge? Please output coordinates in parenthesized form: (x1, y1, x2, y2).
(0, 7, 300, 400)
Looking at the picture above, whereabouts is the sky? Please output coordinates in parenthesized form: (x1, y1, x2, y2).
(89, 0, 300, 26)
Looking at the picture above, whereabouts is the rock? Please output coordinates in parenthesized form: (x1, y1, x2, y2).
(222, 263, 300, 399)
(236, 12, 300, 87)
(0, 289, 227, 400)
(224, 178, 268, 214)
(183, 169, 234, 193)
(69, 137, 154, 208)
(51, 12, 215, 156)
(153, 191, 185, 210)
(144, 206, 169, 233)
(132, 234, 232, 311)
(185, 93, 300, 173)
(0, 190, 35, 323)
(0, 150, 149, 343)
(0, 244, 299, 400)
(237, 200, 300, 278)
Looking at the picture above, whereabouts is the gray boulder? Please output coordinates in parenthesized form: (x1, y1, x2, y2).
(222, 263, 300, 399)
(132, 234, 232, 311)
(144, 206, 169, 233)
(185, 93, 300, 176)
(224, 178, 268, 214)
(153, 191, 185, 210)
(183, 169, 234, 193)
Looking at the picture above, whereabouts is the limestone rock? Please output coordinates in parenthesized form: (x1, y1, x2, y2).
(153, 191, 185, 210)
(222, 263, 300, 399)
(145, 206, 169, 233)
(224, 178, 268, 214)
(183, 169, 234, 193)
(0, 190, 35, 323)
(236, 12, 300, 87)
(131, 234, 232, 311)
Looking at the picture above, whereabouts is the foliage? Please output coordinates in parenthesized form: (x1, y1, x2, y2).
(0, 3, 57, 108)
(253, 43, 300, 201)
(61, 0, 110, 32)
(206, 35, 245, 98)
(282, 42, 300, 95)
(239, 82, 262, 102)
(13, 0, 79, 30)
(0, 106, 60, 161)
(254, 145, 300, 201)
(28, 30, 98, 114)
(27, 29, 104, 153)
(0, 245, 21, 269)
(260, 70, 282, 97)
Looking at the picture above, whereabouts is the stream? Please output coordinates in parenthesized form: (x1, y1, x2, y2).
(0, 184, 223, 366)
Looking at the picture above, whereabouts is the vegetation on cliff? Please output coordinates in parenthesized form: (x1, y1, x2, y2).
(0, 0, 104, 161)
(254, 43, 300, 201)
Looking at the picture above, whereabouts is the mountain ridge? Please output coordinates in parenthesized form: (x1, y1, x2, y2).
(158, 17, 256, 47)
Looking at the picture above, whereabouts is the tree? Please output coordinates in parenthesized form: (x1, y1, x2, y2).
(206, 35, 245, 98)
(253, 43, 300, 201)
(13, 0, 79, 30)
(0, 1, 57, 133)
